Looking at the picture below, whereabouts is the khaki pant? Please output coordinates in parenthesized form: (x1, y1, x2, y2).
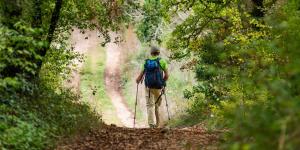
(145, 88, 163, 127)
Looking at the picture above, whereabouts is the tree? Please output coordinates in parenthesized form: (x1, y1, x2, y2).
(136, 0, 162, 43)
(139, 0, 300, 148)
(0, 0, 138, 87)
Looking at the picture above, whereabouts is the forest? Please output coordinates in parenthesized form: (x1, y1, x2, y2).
(1, 0, 300, 149)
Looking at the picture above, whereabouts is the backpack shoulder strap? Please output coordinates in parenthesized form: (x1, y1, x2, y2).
(144, 59, 150, 69)
(155, 57, 163, 70)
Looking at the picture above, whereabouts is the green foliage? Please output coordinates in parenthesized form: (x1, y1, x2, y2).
(2, 0, 300, 149)
(0, 85, 100, 150)
(0, 22, 100, 148)
(0, 23, 44, 92)
(0, 0, 134, 148)
(146, 0, 300, 149)
(136, 0, 162, 43)
(0, 104, 49, 150)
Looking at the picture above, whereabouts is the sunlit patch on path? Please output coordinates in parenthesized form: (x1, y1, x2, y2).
(104, 33, 138, 128)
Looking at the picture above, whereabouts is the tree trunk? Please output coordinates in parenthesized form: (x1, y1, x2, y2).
(251, 0, 264, 17)
(46, 0, 63, 49)
(36, 0, 63, 71)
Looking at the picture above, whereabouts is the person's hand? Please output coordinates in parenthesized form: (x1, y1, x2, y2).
(162, 87, 166, 93)
(163, 70, 169, 81)
(163, 77, 168, 81)
(136, 77, 141, 84)
(136, 71, 145, 84)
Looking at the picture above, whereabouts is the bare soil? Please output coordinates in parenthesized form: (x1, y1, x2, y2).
(57, 124, 220, 150)
(104, 32, 137, 127)
(67, 28, 101, 93)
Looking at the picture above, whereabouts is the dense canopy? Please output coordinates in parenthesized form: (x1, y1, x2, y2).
(1, 0, 300, 149)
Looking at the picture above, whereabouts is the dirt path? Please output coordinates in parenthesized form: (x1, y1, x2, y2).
(69, 27, 142, 126)
(58, 124, 220, 150)
(60, 28, 221, 150)
(67, 28, 101, 93)
(104, 32, 136, 127)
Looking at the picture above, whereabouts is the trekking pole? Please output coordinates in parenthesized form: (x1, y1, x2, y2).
(133, 83, 139, 128)
(164, 87, 171, 120)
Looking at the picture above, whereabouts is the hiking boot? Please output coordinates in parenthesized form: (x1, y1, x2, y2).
(149, 124, 157, 128)
(160, 127, 170, 134)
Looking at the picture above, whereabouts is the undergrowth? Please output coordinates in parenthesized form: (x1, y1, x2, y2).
(0, 82, 101, 150)
(0, 25, 101, 149)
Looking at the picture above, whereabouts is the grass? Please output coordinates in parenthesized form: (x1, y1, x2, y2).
(121, 47, 148, 125)
(121, 56, 146, 125)
(165, 62, 194, 112)
(123, 77, 145, 124)
(80, 45, 121, 126)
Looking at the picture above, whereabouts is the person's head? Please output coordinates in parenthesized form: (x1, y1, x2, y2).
(150, 46, 160, 56)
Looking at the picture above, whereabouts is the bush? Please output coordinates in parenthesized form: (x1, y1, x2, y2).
(157, 0, 300, 149)
(0, 106, 49, 150)
(0, 23, 100, 149)
(183, 1, 300, 149)
(0, 84, 100, 149)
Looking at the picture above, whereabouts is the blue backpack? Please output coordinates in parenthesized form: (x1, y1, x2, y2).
(144, 58, 165, 89)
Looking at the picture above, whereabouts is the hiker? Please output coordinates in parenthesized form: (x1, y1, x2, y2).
(136, 46, 169, 128)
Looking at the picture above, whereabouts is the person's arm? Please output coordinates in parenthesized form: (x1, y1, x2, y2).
(163, 69, 169, 81)
(161, 59, 169, 81)
(136, 70, 144, 84)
